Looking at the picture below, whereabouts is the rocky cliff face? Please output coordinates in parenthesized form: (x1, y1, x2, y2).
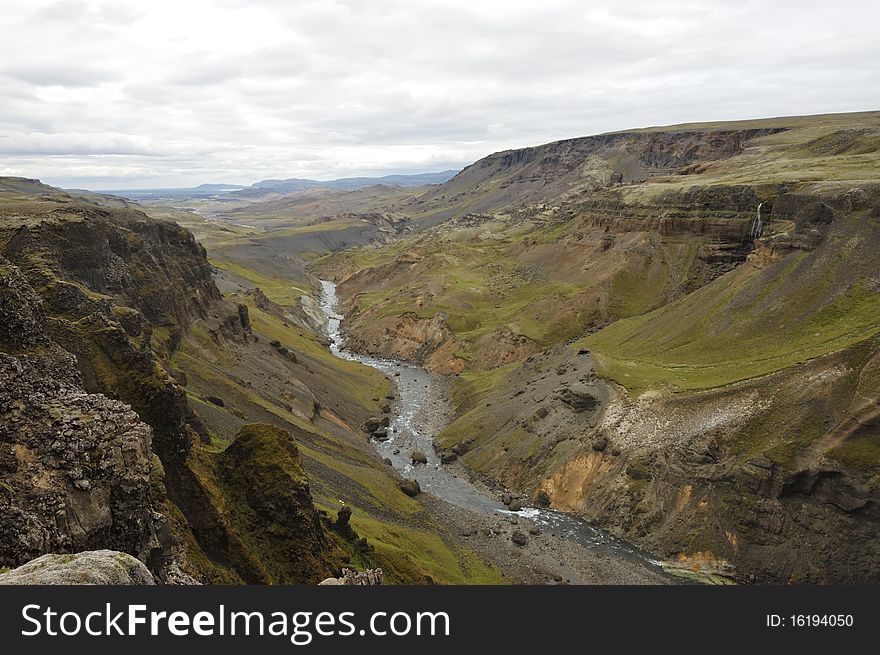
(0, 255, 161, 570)
(0, 178, 349, 584)
(404, 127, 785, 224)
(429, 186, 880, 583)
(326, 116, 880, 584)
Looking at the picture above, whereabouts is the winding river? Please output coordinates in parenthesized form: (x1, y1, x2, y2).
(318, 279, 667, 575)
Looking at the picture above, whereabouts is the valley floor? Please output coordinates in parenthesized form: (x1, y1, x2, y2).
(320, 303, 673, 585)
(422, 493, 672, 585)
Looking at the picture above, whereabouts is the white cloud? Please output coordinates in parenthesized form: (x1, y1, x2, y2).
(0, 0, 877, 188)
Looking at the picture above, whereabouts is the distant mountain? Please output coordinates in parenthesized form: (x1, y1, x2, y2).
(100, 171, 459, 202)
(98, 183, 246, 201)
(233, 170, 459, 198)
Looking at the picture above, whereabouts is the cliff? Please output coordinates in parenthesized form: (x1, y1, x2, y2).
(323, 112, 880, 583)
(0, 177, 498, 586)
(0, 178, 343, 582)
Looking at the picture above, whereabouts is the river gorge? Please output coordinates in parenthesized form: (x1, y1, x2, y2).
(318, 279, 676, 584)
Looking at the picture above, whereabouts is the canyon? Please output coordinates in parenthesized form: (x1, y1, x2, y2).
(2, 111, 879, 584)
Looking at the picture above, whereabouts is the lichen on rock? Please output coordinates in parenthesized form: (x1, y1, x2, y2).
(0, 550, 155, 585)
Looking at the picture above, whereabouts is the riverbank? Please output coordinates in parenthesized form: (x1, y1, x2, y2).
(318, 280, 675, 585)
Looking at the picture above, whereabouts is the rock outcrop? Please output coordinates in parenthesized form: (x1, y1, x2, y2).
(0, 181, 347, 585)
(0, 353, 159, 568)
(211, 424, 336, 583)
(0, 256, 161, 571)
(318, 568, 383, 585)
(0, 550, 155, 585)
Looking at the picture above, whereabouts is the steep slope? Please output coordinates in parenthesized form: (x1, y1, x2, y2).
(402, 110, 879, 225)
(0, 177, 499, 584)
(436, 192, 880, 582)
(403, 127, 782, 226)
(0, 259, 159, 569)
(321, 112, 880, 583)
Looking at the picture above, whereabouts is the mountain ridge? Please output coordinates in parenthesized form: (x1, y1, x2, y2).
(97, 170, 460, 201)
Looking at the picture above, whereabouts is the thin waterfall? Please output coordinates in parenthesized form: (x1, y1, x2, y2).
(749, 202, 764, 240)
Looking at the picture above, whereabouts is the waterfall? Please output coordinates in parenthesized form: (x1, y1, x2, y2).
(750, 202, 764, 240)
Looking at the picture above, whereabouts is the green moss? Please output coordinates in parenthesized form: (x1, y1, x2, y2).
(827, 434, 880, 469)
(349, 514, 504, 585)
(584, 242, 880, 393)
(162, 496, 243, 584)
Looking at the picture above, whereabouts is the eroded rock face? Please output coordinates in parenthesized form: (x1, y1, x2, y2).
(0, 353, 160, 568)
(342, 311, 461, 371)
(0, 550, 155, 585)
(175, 423, 337, 584)
(319, 568, 383, 586)
(0, 192, 224, 581)
(556, 384, 601, 413)
(772, 193, 834, 226)
(0, 257, 161, 571)
(1, 187, 349, 585)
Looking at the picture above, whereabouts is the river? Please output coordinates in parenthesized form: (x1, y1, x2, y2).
(318, 279, 669, 578)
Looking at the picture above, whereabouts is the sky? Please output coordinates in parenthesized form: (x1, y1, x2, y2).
(0, 0, 877, 190)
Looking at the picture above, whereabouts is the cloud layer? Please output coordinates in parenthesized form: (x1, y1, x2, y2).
(0, 0, 877, 189)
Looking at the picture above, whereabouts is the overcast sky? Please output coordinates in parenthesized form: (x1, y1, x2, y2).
(0, 0, 877, 189)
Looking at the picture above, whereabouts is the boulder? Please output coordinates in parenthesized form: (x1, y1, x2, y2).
(511, 531, 528, 547)
(534, 491, 551, 508)
(206, 396, 225, 407)
(507, 499, 523, 512)
(399, 479, 421, 497)
(411, 451, 428, 465)
(626, 465, 649, 480)
(0, 551, 155, 585)
(319, 568, 383, 586)
(592, 436, 608, 452)
(557, 384, 600, 412)
(440, 451, 458, 464)
(452, 442, 471, 456)
(363, 417, 382, 432)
